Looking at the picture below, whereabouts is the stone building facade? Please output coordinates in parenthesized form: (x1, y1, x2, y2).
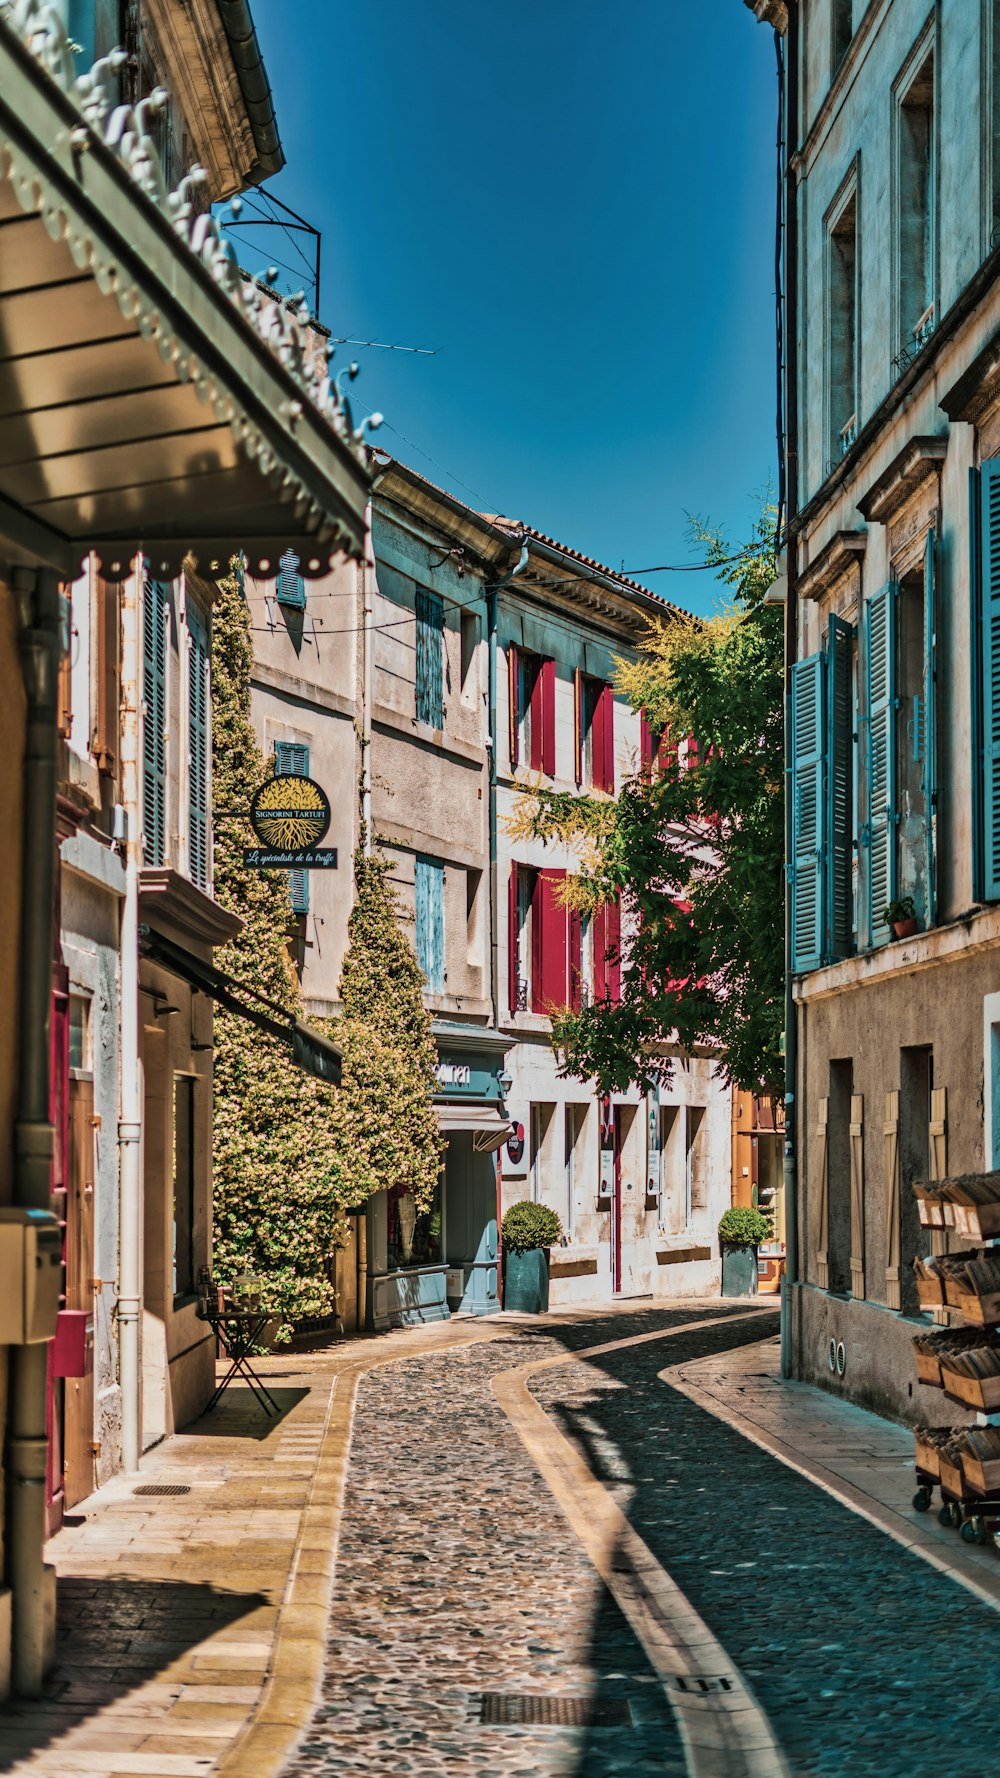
(747, 0, 1000, 1416)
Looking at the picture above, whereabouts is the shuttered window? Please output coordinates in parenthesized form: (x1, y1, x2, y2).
(532, 869, 568, 1013)
(978, 461, 1000, 898)
(275, 741, 310, 914)
(415, 855, 445, 992)
(827, 614, 854, 960)
(415, 588, 444, 728)
(276, 549, 306, 610)
(922, 532, 937, 922)
(533, 657, 556, 776)
(790, 652, 825, 972)
(188, 609, 210, 892)
(142, 578, 168, 866)
(864, 582, 897, 945)
(593, 898, 622, 1004)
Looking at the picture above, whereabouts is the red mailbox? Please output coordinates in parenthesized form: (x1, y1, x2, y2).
(52, 1309, 93, 1378)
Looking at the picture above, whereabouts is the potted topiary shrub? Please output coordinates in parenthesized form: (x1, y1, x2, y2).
(883, 896, 919, 939)
(718, 1205, 773, 1298)
(501, 1201, 564, 1313)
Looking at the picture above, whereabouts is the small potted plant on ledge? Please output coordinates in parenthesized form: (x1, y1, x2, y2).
(718, 1206, 773, 1298)
(502, 1201, 564, 1313)
(883, 896, 919, 939)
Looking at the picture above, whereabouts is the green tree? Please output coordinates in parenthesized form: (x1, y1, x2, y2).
(508, 505, 782, 1094)
(211, 570, 443, 1337)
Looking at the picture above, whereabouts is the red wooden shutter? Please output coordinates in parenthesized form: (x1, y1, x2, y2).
(508, 645, 520, 769)
(540, 657, 556, 776)
(593, 902, 608, 1001)
(574, 669, 583, 785)
(508, 864, 520, 1013)
(640, 711, 654, 778)
(593, 683, 615, 792)
(533, 869, 567, 1012)
(686, 732, 700, 771)
(606, 897, 622, 1003)
(569, 905, 582, 1012)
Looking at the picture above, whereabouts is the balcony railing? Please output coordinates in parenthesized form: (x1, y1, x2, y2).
(839, 412, 858, 456)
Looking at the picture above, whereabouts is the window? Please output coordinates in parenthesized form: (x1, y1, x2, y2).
(460, 609, 479, 701)
(832, 0, 852, 74)
(897, 49, 935, 353)
(826, 1060, 854, 1293)
(387, 1175, 442, 1269)
(564, 1104, 587, 1236)
(173, 1075, 196, 1300)
(276, 549, 306, 611)
(93, 576, 118, 776)
(274, 741, 310, 915)
(415, 855, 445, 993)
(415, 588, 444, 728)
(578, 673, 615, 791)
(530, 1102, 555, 1202)
(142, 578, 169, 866)
(508, 864, 582, 1015)
(188, 608, 210, 893)
(685, 1106, 706, 1223)
(68, 994, 91, 1073)
(592, 898, 622, 1004)
(828, 183, 859, 459)
(466, 867, 482, 969)
(509, 646, 555, 775)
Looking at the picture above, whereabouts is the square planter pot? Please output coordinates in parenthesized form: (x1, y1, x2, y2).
(721, 1241, 759, 1298)
(503, 1247, 550, 1313)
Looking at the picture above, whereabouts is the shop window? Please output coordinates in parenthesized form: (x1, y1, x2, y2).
(387, 1176, 442, 1270)
(896, 47, 936, 355)
(173, 1075, 196, 1301)
(509, 645, 555, 775)
(415, 588, 444, 728)
(416, 855, 445, 993)
(685, 1105, 706, 1223)
(530, 1102, 556, 1202)
(68, 994, 91, 1073)
(827, 181, 859, 460)
(564, 1103, 587, 1236)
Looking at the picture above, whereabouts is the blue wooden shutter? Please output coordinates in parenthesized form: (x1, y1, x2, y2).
(188, 609, 210, 892)
(922, 531, 937, 923)
(981, 462, 1000, 898)
(790, 652, 825, 972)
(865, 582, 897, 945)
(415, 589, 444, 728)
(275, 740, 310, 913)
(415, 855, 445, 991)
(142, 578, 167, 865)
(276, 549, 306, 610)
(826, 615, 854, 960)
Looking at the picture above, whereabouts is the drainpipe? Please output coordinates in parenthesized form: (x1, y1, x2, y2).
(7, 564, 60, 1697)
(118, 564, 142, 1470)
(360, 500, 374, 856)
(780, 9, 800, 1380)
(485, 541, 528, 1028)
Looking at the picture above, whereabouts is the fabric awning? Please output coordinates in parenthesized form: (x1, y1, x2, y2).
(435, 1103, 512, 1152)
(140, 926, 341, 1086)
(0, 9, 371, 582)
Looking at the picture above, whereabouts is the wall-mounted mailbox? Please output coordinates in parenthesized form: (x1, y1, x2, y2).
(52, 1309, 93, 1377)
(0, 1207, 62, 1345)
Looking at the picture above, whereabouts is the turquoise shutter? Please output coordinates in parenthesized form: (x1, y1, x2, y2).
(276, 549, 306, 610)
(922, 531, 937, 923)
(188, 609, 210, 892)
(981, 461, 1000, 898)
(142, 578, 167, 865)
(275, 740, 310, 913)
(790, 652, 825, 972)
(826, 614, 854, 960)
(415, 589, 444, 728)
(864, 582, 897, 945)
(415, 855, 445, 991)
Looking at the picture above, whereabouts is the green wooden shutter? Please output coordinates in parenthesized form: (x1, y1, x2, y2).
(922, 530, 937, 923)
(865, 582, 897, 945)
(415, 855, 445, 992)
(981, 461, 1000, 898)
(791, 652, 825, 972)
(415, 589, 444, 728)
(275, 740, 310, 913)
(142, 578, 167, 866)
(276, 549, 306, 610)
(188, 608, 210, 892)
(826, 614, 854, 960)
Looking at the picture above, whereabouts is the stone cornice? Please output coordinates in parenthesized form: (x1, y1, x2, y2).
(941, 327, 1000, 424)
(797, 530, 867, 603)
(857, 437, 947, 524)
(743, 0, 788, 31)
(139, 867, 242, 954)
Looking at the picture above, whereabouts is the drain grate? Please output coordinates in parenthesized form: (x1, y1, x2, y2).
(132, 1483, 191, 1497)
(477, 1693, 633, 1728)
(669, 1676, 733, 1695)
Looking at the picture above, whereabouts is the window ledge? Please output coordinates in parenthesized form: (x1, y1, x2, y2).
(794, 905, 1000, 1003)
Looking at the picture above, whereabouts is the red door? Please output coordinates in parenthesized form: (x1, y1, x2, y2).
(612, 1107, 624, 1294)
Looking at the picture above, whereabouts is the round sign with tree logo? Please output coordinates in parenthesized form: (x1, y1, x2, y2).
(249, 774, 331, 851)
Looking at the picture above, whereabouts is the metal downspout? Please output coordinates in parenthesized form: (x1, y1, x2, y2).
(485, 541, 528, 1028)
(118, 565, 142, 1471)
(780, 8, 800, 1379)
(7, 564, 60, 1698)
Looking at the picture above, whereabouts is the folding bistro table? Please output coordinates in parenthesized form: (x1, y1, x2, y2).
(199, 1306, 280, 1416)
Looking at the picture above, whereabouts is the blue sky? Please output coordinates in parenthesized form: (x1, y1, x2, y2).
(243, 2, 776, 618)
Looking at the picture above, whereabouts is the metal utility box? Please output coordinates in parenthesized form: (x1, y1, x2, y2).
(0, 1207, 63, 1344)
(52, 1309, 93, 1377)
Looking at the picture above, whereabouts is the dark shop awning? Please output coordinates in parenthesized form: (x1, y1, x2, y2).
(140, 927, 341, 1086)
(0, 10, 370, 582)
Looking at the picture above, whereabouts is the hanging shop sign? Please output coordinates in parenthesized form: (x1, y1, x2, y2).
(243, 773, 338, 869)
(506, 1121, 525, 1166)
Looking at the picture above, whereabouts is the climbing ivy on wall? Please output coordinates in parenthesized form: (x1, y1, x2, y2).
(211, 567, 443, 1337)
